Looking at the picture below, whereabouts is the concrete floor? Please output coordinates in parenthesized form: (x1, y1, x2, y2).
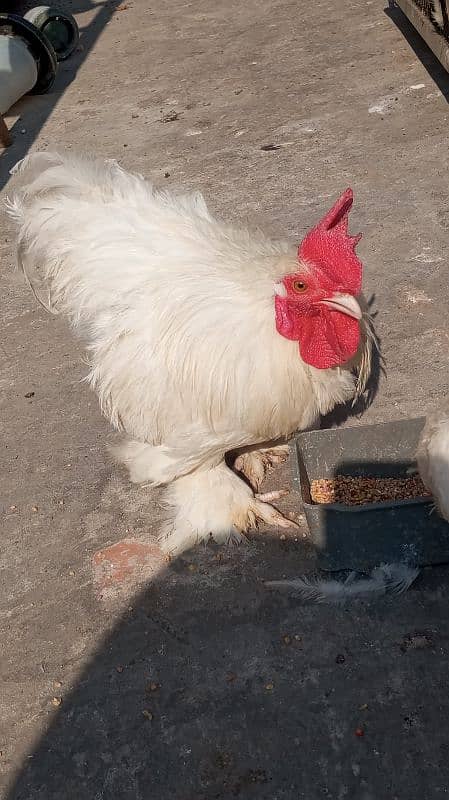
(2, 0, 449, 797)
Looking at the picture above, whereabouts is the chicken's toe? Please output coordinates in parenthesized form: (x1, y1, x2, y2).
(234, 445, 290, 491)
(251, 498, 299, 529)
(255, 489, 289, 503)
(227, 529, 249, 547)
(261, 445, 290, 464)
(234, 451, 267, 491)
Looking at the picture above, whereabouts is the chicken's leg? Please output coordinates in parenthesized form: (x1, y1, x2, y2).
(160, 460, 297, 555)
(234, 444, 290, 491)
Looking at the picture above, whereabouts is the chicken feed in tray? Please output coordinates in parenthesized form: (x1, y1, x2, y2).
(290, 417, 449, 572)
(310, 475, 431, 506)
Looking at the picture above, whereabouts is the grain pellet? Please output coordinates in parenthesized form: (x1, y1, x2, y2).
(310, 475, 431, 506)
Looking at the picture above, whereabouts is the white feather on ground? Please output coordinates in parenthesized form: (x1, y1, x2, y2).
(265, 563, 419, 603)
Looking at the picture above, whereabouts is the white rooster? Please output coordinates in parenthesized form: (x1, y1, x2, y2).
(7, 151, 374, 554)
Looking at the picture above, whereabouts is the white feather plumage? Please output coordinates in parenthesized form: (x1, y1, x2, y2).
(7, 151, 371, 553)
(265, 563, 419, 603)
(417, 406, 449, 522)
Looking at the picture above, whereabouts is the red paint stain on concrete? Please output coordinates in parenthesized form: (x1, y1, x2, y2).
(93, 538, 166, 599)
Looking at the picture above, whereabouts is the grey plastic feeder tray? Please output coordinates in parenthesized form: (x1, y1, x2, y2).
(290, 417, 449, 572)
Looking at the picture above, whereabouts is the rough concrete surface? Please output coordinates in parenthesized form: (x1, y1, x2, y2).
(2, 0, 449, 797)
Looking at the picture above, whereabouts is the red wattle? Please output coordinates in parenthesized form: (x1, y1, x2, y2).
(275, 296, 360, 369)
(298, 311, 360, 369)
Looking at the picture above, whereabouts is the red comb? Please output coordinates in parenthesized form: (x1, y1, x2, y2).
(298, 188, 362, 295)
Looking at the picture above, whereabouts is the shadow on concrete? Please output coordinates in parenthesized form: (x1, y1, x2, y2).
(4, 523, 449, 800)
(0, 0, 122, 191)
(386, 1, 449, 99)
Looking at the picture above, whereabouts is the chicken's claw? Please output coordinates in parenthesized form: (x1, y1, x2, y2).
(251, 497, 299, 529)
(234, 445, 290, 491)
(227, 529, 249, 547)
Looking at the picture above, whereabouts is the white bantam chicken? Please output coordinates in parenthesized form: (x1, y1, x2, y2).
(7, 151, 374, 554)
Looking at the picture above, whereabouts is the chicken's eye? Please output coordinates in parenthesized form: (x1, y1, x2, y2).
(292, 280, 307, 293)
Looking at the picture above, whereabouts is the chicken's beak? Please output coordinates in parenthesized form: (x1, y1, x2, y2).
(318, 293, 362, 320)
(274, 282, 287, 297)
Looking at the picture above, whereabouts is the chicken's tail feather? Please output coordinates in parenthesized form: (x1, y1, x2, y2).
(7, 155, 63, 312)
(17, 239, 57, 315)
(5, 150, 147, 323)
(9, 149, 64, 179)
(6, 150, 126, 216)
(6, 157, 61, 313)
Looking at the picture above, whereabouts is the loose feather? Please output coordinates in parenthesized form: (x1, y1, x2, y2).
(265, 563, 419, 603)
